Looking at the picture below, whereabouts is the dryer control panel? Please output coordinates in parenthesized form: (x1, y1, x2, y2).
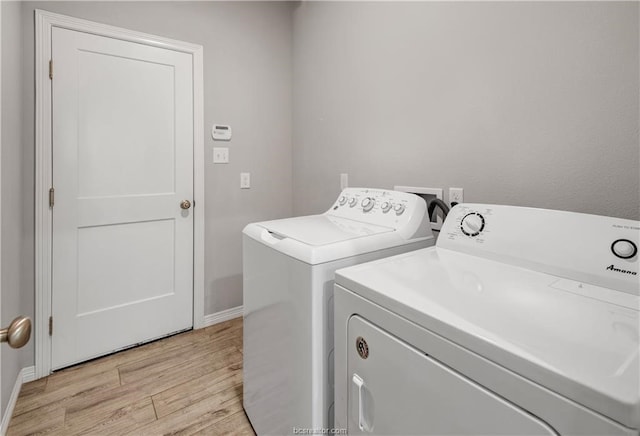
(439, 204, 640, 296)
(326, 188, 433, 241)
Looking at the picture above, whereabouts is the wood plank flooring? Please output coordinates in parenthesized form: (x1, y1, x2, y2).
(7, 317, 255, 435)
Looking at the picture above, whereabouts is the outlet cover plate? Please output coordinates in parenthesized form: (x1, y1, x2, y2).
(240, 172, 251, 189)
(449, 187, 464, 206)
(340, 173, 349, 190)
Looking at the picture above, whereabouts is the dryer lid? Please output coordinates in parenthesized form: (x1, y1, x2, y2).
(257, 215, 393, 246)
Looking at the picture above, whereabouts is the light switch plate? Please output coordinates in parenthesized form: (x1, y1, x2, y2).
(213, 147, 229, 164)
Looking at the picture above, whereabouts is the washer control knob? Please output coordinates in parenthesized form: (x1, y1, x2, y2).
(381, 201, 393, 213)
(348, 197, 358, 207)
(611, 239, 637, 259)
(394, 203, 406, 215)
(461, 212, 485, 237)
(362, 197, 375, 212)
(338, 196, 347, 206)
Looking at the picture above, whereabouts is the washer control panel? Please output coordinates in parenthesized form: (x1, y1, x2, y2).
(439, 204, 640, 296)
(327, 188, 430, 234)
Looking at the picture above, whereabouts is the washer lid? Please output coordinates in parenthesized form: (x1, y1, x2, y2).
(257, 215, 393, 246)
(335, 247, 640, 429)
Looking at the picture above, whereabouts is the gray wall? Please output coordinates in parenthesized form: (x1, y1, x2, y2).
(2, 0, 639, 415)
(1, 1, 292, 407)
(1, 0, 33, 415)
(292, 2, 640, 219)
(19, 1, 293, 321)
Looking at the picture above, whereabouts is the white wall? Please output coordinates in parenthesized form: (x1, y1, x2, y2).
(19, 1, 294, 319)
(1, 0, 33, 415)
(292, 2, 640, 219)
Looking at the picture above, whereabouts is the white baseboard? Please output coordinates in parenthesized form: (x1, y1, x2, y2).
(202, 305, 243, 327)
(21, 366, 36, 384)
(1, 366, 35, 435)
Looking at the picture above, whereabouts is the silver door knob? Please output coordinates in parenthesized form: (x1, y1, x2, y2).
(0, 316, 31, 349)
(180, 200, 192, 210)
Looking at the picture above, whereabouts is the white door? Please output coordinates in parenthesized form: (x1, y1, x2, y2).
(51, 27, 194, 370)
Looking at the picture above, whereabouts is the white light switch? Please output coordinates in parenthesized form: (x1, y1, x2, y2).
(240, 172, 251, 189)
(213, 147, 229, 164)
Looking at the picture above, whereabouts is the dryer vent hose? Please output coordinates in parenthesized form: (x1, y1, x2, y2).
(428, 198, 450, 223)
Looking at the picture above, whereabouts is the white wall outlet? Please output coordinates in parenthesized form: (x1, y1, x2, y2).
(213, 147, 229, 164)
(449, 187, 464, 206)
(240, 172, 251, 189)
(340, 173, 349, 190)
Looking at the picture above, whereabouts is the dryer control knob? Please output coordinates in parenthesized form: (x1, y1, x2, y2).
(348, 197, 358, 207)
(338, 196, 347, 206)
(394, 204, 405, 215)
(461, 212, 485, 237)
(362, 197, 375, 212)
(611, 239, 637, 259)
(381, 202, 392, 213)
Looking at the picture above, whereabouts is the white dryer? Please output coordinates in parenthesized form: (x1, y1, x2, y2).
(334, 204, 639, 435)
(243, 188, 435, 435)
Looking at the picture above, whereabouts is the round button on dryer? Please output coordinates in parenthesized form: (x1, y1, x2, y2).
(461, 212, 485, 237)
(611, 239, 637, 259)
(381, 202, 392, 213)
(362, 197, 375, 212)
(394, 204, 405, 216)
(338, 196, 347, 206)
(348, 198, 358, 207)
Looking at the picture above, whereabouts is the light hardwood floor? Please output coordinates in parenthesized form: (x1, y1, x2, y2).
(7, 317, 255, 435)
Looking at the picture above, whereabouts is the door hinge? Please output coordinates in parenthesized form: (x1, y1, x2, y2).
(49, 187, 55, 208)
(49, 316, 53, 336)
(49, 60, 53, 80)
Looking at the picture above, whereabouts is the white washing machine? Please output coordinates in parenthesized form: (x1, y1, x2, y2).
(334, 204, 639, 435)
(242, 188, 435, 435)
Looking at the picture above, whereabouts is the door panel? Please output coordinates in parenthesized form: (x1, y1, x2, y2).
(77, 50, 176, 197)
(76, 220, 175, 315)
(347, 315, 558, 435)
(51, 27, 194, 369)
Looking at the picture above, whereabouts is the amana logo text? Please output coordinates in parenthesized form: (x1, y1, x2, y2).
(606, 264, 637, 276)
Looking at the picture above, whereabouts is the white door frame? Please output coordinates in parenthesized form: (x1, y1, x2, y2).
(35, 9, 205, 379)
(0, 0, 4, 418)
